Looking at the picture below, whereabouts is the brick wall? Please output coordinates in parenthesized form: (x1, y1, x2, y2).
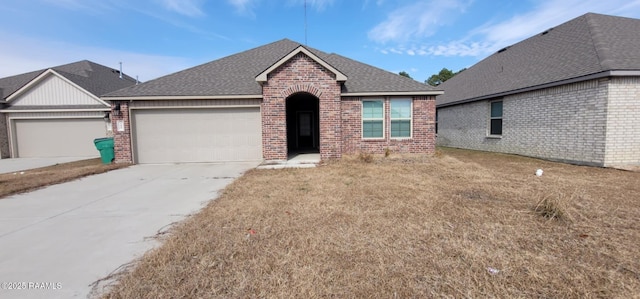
(0, 112, 9, 158)
(437, 79, 609, 166)
(341, 96, 436, 155)
(604, 77, 640, 166)
(111, 101, 133, 163)
(262, 53, 342, 161)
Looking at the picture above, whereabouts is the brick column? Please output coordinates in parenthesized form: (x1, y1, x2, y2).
(111, 101, 133, 163)
(261, 86, 288, 161)
(0, 112, 9, 158)
(412, 95, 436, 155)
(319, 89, 342, 160)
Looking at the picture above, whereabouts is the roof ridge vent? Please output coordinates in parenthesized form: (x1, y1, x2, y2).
(541, 28, 554, 35)
(497, 46, 510, 53)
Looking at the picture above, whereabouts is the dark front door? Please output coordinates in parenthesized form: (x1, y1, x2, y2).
(286, 93, 320, 154)
(296, 111, 315, 149)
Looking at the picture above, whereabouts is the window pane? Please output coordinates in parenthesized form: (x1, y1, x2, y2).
(490, 119, 502, 135)
(491, 101, 503, 117)
(391, 120, 411, 137)
(363, 120, 383, 138)
(391, 100, 411, 118)
(363, 101, 383, 119)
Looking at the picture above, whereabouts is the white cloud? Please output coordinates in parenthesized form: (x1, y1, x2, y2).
(374, 0, 640, 58)
(425, 41, 491, 57)
(134, 7, 228, 40)
(368, 0, 473, 43)
(0, 32, 194, 82)
(160, 0, 205, 17)
(465, 0, 640, 56)
(227, 0, 259, 16)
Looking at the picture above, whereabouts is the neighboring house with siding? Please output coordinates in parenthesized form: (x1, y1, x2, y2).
(103, 39, 442, 164)
(436, 13, 640, 168)
(0, 60, 136, 158)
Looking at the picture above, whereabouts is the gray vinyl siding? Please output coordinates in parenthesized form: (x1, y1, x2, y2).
(10, 74, 107, 106)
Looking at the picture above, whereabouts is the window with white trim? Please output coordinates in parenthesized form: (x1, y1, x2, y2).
(362, 100, 384, 138)
(390, 99, 412, 138)
(489, 100, 503, 136)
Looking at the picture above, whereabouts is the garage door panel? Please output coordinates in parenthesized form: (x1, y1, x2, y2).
(133, 108, 262, 163)
(13, 118, 105, 158)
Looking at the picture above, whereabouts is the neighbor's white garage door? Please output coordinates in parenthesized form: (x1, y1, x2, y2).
(13, 118, 105, 158)
(132, 108, 262, 163)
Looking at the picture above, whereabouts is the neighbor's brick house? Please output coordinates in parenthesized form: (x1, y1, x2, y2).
(103, 39, 442, 164)
(436, 13, 640, 168)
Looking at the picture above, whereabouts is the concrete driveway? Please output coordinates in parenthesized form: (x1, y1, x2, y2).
(0, 157, 96, 174)
(0, 162, 258, 299)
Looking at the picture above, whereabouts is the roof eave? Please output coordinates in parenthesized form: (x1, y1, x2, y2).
(436, 70, 640, 108)
(102, 94, 264, 101)
(342, 91, 443, 97)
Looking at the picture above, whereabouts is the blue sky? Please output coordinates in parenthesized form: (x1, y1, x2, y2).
(2, 0, 640, 83)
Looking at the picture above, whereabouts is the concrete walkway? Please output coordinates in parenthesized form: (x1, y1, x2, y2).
(0, 162, 258, 299)
(258, 153, 320, 169)
(0, 157, 95, 174)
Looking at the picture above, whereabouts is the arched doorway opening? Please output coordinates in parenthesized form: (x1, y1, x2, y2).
(286, 93, 320, 155)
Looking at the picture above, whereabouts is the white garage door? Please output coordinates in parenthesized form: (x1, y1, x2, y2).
(132, 108, 262, 163)
(13, 118, 105, 158)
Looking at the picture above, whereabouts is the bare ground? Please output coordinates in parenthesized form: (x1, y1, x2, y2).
(100, 148, 640, 298)
(0, 158, 128, 199)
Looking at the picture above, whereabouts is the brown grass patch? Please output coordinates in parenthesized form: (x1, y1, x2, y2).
(100, 148, 640, 298)
(357, 152, 374, 163)
(533, 186, 580, 221)
(0, 158, 128, 199)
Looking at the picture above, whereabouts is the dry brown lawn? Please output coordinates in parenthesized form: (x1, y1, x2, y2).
(101, 148, 640, 298)
(0, 158, 128, 199)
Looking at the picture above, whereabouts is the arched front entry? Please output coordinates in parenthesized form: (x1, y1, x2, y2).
(286, 92, 320, 154)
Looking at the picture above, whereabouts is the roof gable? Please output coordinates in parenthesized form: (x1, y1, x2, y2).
(256, 46, 347, 83)
(7, 70, 109, 107)
(0, 60, 137, 101)
(0, 70, 44, 100)
(437, 13, 640, 107)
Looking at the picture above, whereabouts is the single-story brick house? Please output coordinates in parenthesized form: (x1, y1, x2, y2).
(103, 39, 442, 164)
(436, 13, 640, 167)
(0, 60, 136, 158)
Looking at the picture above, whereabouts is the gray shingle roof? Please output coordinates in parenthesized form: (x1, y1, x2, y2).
(0, 60, 137, 101)
(437, 13, 640, 107)
(104, 39, 439, 98)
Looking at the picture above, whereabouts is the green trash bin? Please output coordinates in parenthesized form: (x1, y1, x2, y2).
(94, 137, 114, 164)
